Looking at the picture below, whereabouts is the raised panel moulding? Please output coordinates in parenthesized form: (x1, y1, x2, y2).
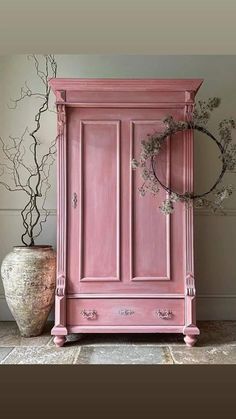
(130, 120, 170, 281)
(79, 120, 121, 282)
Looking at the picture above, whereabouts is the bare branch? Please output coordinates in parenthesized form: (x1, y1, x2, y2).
(0, 180, 26, 193)
(8, 81, 46, 109)
(0, 54, 58, 246)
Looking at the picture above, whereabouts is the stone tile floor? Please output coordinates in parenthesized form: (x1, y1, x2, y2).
(0, 321, 236, 364)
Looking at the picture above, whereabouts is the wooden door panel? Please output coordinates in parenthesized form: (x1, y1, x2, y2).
(67, 107, 185, 295)
(130, 120, 170, 281)
(79, 120, 120, 281)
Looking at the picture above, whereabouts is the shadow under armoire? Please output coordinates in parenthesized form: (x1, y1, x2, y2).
(50, 78, 203, 347)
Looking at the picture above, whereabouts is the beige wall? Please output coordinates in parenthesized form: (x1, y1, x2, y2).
(0, 55, 236, 320)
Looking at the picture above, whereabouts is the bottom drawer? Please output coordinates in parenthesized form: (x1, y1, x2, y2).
(67, 298, 185, 326)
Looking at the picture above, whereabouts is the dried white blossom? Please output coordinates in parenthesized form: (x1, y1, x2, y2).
(224, 146, 236, 170)
(159, 199, 174, 215)
(169, 192, 179, 202)
(214, 185, 233, 204)
(131, 159, 139, 169)
(194, 198, 204, 208)
(138, 186, 146, 197)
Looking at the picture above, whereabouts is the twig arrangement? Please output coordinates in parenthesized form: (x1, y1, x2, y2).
(132, 98, 236, 214)
(0, 55, 57, 245)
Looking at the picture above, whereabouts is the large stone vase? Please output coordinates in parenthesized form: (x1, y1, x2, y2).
(1, 245, 56, 337)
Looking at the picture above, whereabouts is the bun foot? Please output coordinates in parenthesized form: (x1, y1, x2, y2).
(54, 335, 66, 347)
(184, 334, 198, 347)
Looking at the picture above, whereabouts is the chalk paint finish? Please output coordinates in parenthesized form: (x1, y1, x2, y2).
(50, 79, 203, 348)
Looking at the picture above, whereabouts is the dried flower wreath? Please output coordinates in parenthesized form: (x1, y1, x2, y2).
(131, 97, 236, 215)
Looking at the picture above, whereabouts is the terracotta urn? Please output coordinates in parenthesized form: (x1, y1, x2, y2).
(1, 245, 56, 337)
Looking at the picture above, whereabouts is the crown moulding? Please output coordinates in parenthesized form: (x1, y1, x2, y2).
(49, 78, 204, 96)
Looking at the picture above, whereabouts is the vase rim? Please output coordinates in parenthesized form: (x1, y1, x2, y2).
(13, 245, 53, 251)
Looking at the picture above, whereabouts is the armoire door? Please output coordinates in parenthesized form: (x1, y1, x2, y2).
(67, 107, 186, 296)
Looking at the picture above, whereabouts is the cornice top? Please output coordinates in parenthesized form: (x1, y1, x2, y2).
(49, 78, 203, 94)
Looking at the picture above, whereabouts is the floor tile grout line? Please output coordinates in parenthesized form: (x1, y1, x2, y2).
(168, 345, 179, 364)
(165, 345, 176, 364)
(73, 347, 82, 364)
(46, 337, 54, 347)
(0, 347, 15, 364)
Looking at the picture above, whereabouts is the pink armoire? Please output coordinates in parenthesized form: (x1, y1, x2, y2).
(50, 78, 203, 347)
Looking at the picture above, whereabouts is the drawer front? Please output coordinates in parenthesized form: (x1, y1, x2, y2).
(67, 298, 185, 326)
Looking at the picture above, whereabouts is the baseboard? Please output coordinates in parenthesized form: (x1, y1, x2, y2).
(0, 294, 236, 321)
(197, 295, 236, 320)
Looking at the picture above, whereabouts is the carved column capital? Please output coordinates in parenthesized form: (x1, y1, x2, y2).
(184, 97, 195, 124)
(57, 104, 66, 136)
(186, 273, 196, 296)
(56, 274, 66, 297)
(185, 90, 195, 103)
(55, 89, 66, 103)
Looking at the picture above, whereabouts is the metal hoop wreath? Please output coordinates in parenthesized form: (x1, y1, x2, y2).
(150, 123, 227, 200)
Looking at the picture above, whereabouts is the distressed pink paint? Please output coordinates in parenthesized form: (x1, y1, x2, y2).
(50, 78, 203, 348)
(67, 298, 185, 326)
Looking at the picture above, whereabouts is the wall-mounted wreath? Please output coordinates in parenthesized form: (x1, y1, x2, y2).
(131, 97, 236, 215)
